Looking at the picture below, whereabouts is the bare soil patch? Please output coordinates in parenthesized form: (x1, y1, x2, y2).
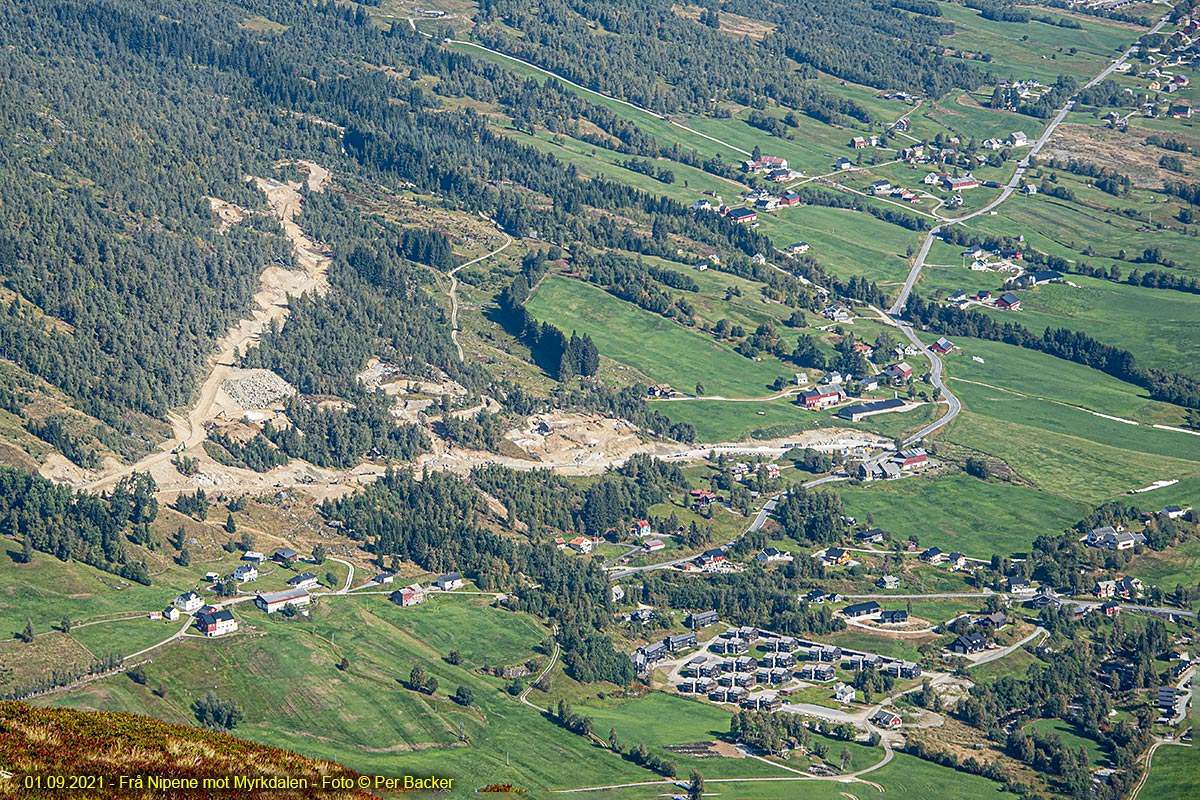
(1050, 123, 1200, 189)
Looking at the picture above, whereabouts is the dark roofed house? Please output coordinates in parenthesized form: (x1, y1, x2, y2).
(880, 610, 908, 624)
(665, 632, 698, 653)
(842, 601, 881, 618)
(996, 292, 1022, 310)
(919, 547, 945, 564)
(728, 208, 758, 224)
(974, 611, 1007, 629)
(195, 608, 237, 637)
(271, 548, 299, 564)
(856, 528, 887, 544)
(950, 632, 986, 654)
(687, 610, 720, 629)
(288, 572, 319, 590)
(804, 588, 828, 604)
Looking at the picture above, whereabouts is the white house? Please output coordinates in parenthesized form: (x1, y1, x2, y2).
(174, 591, 203, 613)
(436, 573, 465, 591)
(233, 564, 258, 583)
(163, 606, 181, 622)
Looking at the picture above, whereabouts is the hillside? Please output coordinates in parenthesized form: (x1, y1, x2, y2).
(0, 701, 378, 799)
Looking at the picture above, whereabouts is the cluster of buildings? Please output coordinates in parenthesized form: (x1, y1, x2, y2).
(868, 179, 922, 204)
(858, 447, 930, 481)
(1083, 525, 1148, 552)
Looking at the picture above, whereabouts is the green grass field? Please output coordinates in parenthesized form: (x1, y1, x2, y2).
(941, 337, 1188, 426)
(943, 378, 1200, 503)
(834, 473, 1089, 557)
(525, 276, 794, 396)
(649, 398, 808, 442)
(936, 1, 1137, 84)
(755, 205, 920, 288)
(1139, 744, 1200, 800)
(971, 276, 1200, 378)
(1128, 537, 1200, 590)
(1024, 719, 1110, 768)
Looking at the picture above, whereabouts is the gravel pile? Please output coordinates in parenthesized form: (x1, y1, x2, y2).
(221, 370, 297, 409)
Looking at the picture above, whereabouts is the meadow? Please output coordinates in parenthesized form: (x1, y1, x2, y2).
(1139, 744, 1200, 800)
(935, 1, 1136, 83)
(972, 277, 1200, 377)
(1024, 719, 1111, 768)
(834, 473, 1089, 557)
(940, 337, 1188, 426)
(525, 276, 795, 396)
(1128, 537, 1200, 590)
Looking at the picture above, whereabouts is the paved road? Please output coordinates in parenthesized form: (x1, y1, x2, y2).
(841, 591, 993, 600)
(881, 15, 1170, 447)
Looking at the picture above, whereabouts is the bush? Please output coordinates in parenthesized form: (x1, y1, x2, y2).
(453, 686, 474, 706)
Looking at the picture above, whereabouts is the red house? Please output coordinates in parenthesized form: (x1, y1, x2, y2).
(728, 208, 757, 224)
(930, 337, 955, 354)
(996, 292, 1022, 310)
(943, 175, 980, 191)
(898, 448, 928, 469)
(800, 388, 845, 410)
(779, 192, 802, 207)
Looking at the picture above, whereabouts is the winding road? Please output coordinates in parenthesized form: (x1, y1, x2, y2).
(880, 13, 1172, 447)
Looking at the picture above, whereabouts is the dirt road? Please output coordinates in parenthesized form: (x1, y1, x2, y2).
(85, 162, 333, 492)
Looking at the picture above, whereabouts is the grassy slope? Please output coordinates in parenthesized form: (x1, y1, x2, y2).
(1139, 745, 1200, 800)
(1024, 718, 1110, 768)
(0, 701, 376, 800)
(525, 275, 793, 396)
(972, 277, 1200, 377)
(833, 473, 1089, 557)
